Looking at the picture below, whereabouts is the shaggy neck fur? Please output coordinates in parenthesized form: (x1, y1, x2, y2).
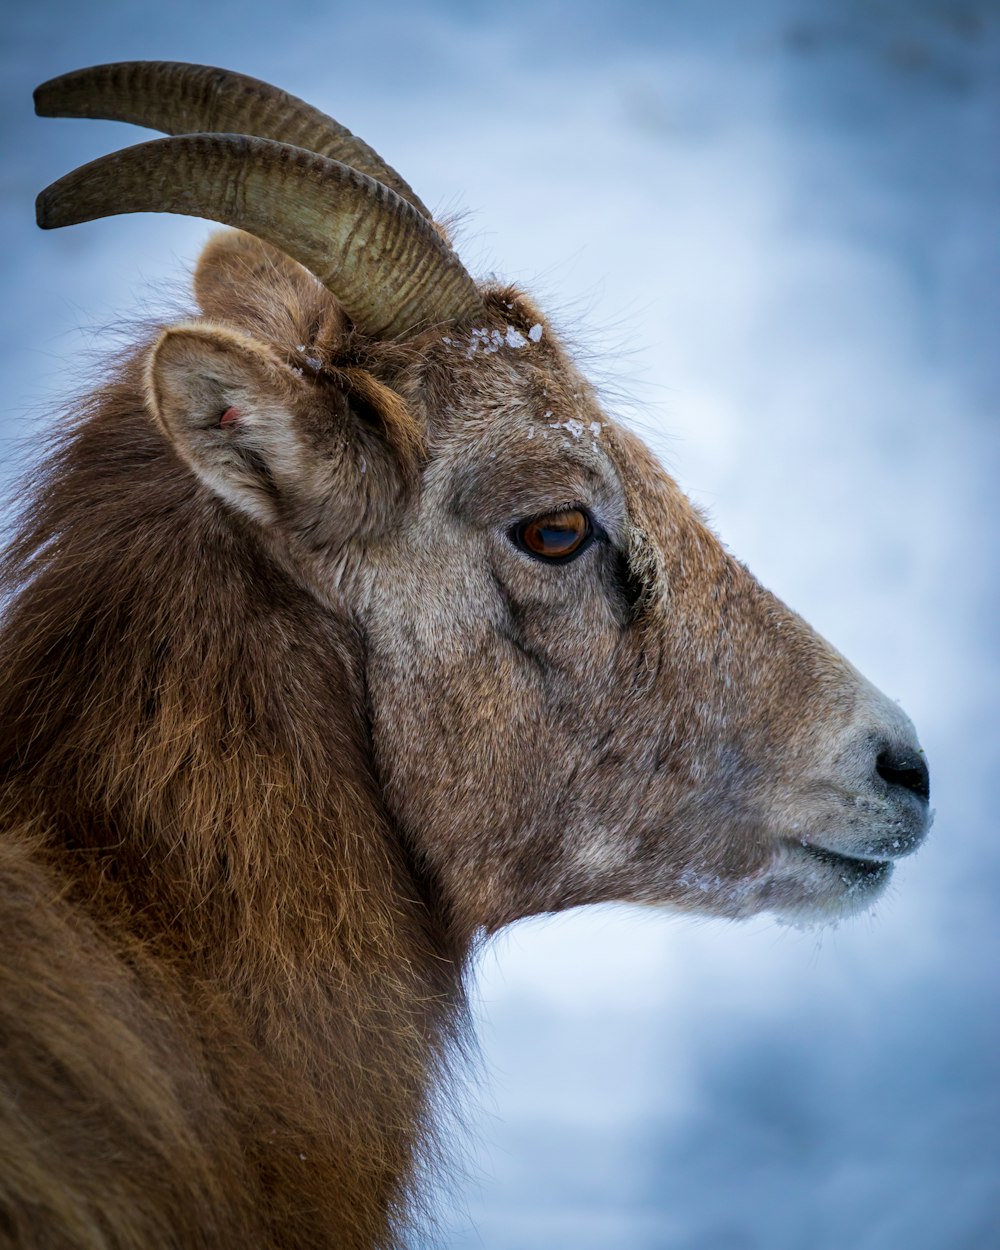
(0, 352, 466, 1250)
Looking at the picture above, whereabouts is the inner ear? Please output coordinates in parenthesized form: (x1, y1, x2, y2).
(145, 322, 312, 526)
(146, 322, 301, 431)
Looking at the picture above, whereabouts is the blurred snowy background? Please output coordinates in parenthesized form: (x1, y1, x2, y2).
(1, 2, 997, 1247)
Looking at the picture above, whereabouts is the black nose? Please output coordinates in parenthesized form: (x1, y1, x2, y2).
(876, 746, 930, 802)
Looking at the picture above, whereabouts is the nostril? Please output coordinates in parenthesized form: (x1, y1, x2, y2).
(876, 747, 930, 802)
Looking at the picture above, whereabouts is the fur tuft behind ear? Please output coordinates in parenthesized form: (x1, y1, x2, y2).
(193, 229, 347, 347)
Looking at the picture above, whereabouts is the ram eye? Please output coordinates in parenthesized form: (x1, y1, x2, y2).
(511, 509, 593, 562)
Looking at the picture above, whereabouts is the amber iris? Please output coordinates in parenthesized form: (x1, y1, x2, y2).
(514, 509, 592, 562)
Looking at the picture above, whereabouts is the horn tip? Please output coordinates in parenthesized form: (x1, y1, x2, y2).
(34, 79, 61, 117)
(36, 187, 64, 230)
(35, 66, 101, 118)
(36, 80, 87, 120)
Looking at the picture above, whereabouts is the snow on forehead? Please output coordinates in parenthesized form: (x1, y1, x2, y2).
(442, 322, 544, 360)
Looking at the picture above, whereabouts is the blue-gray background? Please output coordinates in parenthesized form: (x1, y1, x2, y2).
(1, 3, 997, 1247)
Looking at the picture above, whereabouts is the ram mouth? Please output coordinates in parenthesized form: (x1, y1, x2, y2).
(796, 842, 893, 885)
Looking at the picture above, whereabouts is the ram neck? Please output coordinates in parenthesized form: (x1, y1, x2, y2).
(0, 364, 468, 1246)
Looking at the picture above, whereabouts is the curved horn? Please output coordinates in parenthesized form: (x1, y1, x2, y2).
(36, 134, 484, 340)
(35, 61, 433, 220)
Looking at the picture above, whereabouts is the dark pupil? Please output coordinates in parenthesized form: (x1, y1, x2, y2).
(524, 511, 587, 558)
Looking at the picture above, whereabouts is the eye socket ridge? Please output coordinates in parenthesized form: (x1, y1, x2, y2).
(508, 507, 599, 564)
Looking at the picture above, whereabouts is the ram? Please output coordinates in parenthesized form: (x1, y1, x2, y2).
(0, 61, 930, 1250)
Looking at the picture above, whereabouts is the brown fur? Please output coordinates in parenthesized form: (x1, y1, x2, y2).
(1, 222, 927, 1248)
(0, 245, 461, 1248)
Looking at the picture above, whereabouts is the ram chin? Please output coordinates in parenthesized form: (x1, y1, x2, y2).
(749, 840, 896, 925)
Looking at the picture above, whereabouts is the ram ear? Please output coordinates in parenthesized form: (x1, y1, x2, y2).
(146, 322, 415, 544)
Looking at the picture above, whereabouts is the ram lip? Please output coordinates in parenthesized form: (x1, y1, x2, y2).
(795, 841, 893, 881)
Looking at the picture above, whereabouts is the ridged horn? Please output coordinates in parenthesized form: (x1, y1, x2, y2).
(35, 61, 432, 220)
(35, 134, 485, 340)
